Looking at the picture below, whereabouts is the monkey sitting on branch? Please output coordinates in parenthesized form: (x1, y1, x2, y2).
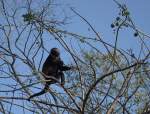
(28, 48, 75, 101)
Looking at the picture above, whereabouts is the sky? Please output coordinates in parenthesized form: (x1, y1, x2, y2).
(35, 0, 150, 113)
(1, 0, 150, 114)
(13, 0, 149, 63)
(63, 0, 150, 36)
(59, 0, 150, 58)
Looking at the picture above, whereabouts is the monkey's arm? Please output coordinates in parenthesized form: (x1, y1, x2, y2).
(59, 61, 72, 71)
(61, 65, 71, 71)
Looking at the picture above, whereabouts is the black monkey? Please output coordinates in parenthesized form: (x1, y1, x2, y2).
(28, 48, 72, 100)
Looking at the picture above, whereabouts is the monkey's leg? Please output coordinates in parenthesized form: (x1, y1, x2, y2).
(28, 83, 49, 101)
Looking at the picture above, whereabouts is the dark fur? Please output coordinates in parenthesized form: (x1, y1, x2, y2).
(28, 48, 71, 100)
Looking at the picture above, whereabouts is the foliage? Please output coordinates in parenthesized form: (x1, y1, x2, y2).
(0, 0, 150, 114)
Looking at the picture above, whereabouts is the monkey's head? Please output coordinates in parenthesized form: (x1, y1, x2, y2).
(50, 48, 60, 61)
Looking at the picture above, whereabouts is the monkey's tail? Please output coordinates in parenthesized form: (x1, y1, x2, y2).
(47, 88, 59, 113)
